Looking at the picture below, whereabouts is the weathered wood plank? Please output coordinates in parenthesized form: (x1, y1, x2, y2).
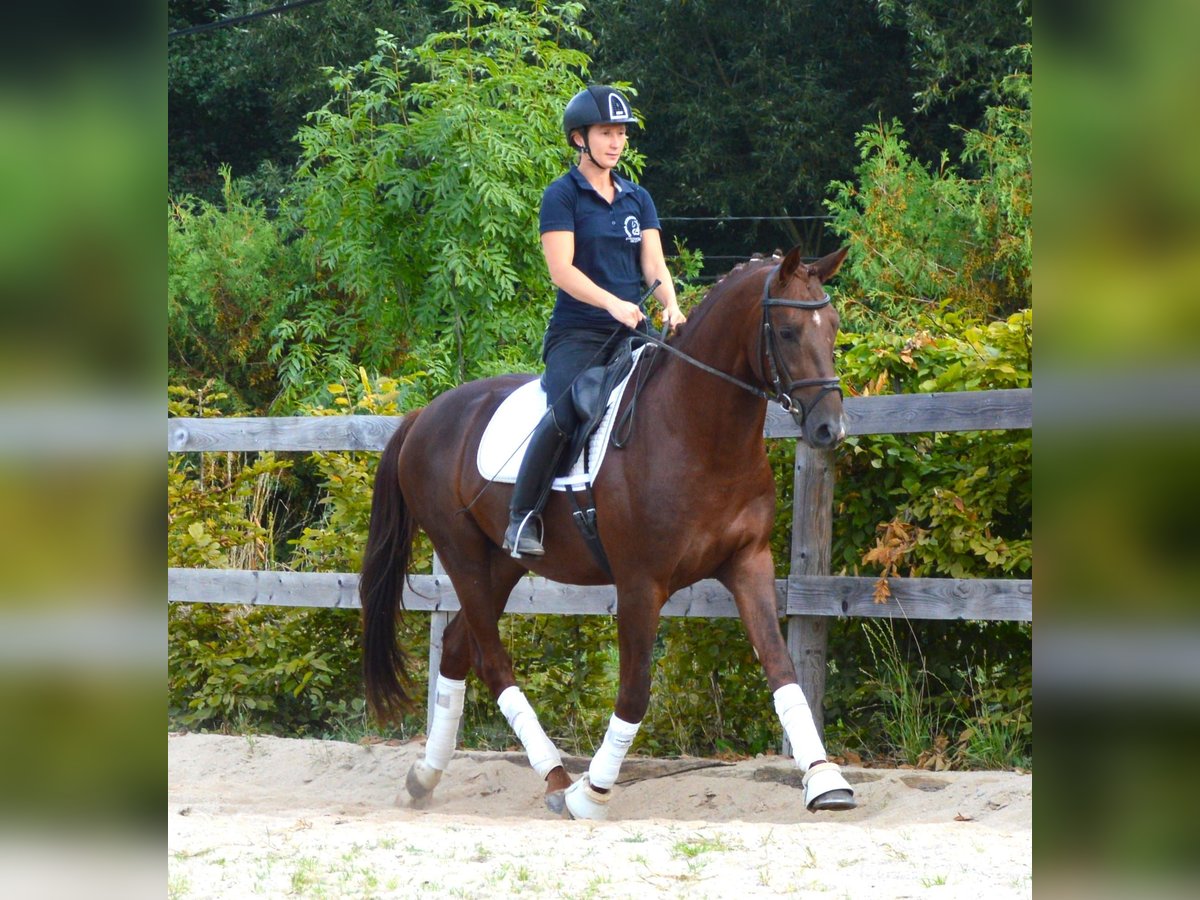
(167, 568, 455, 611)
(787, 575, 1033, 621)
(169, 571, 1032, 619)
(167, 388, 1033, 451)
(764, 388, 1032, 438)
(167, 568, 768, 618)
(167, 415, 402, 452)
(169, 568, 1031, 621)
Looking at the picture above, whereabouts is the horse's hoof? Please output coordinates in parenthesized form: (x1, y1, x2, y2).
(406, 760, 443, 801)
(803, 762, 856, 812)
(563, 775, 611, 821)
(545, 789, 567, 816)
(808, 788, 857, 811)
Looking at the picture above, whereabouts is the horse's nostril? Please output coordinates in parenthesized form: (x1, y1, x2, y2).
(809, 421, 846, 449)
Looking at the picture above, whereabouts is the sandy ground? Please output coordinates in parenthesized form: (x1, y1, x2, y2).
(168, 732, 1031, 899)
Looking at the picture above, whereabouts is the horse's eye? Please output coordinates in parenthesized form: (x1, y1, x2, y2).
(778, 327, 797, 342)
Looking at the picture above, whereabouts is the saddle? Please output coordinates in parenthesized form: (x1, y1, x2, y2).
(560, 336, 636, 475)
(476, 342, 646, 488)
(477, 342, 646, 577)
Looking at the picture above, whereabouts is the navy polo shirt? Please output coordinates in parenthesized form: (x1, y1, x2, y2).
(539, 166, 661, 331)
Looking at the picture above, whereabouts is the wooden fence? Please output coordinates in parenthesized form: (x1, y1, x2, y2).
(168, 388, 1032, 747)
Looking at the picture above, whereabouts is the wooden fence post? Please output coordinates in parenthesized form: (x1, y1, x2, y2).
(426, 554, 454, 734)
(783, 443, 835, 756)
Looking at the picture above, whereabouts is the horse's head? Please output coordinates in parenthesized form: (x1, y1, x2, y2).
(759, 246, 848, 449)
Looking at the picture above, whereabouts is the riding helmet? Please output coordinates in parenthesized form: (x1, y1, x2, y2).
(562, 85, 636, 147)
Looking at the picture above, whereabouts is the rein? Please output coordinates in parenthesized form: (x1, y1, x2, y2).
(629, 266, 842, 425)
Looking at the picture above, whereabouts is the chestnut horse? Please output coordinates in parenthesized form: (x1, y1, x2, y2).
(360, 245, 856, 818)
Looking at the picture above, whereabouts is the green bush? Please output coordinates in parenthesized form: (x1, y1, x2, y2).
(168, 375, 430, 738)
(168, 171, 314, 412)
(825, 48, 1031, 328)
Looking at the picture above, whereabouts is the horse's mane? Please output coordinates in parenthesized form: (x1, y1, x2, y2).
(672, 252, 781, 350)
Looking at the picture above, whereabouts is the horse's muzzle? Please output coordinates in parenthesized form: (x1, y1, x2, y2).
(800, 412, 846, 450)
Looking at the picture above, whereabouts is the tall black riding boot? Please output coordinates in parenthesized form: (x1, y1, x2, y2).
(503, 414, 571, 557)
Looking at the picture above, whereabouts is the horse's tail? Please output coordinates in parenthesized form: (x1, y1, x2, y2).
(360, 408, 423, 724)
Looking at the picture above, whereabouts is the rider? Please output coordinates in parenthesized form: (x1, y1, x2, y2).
(503, 85, 688, 557)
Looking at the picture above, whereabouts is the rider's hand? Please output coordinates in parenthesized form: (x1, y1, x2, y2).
(662, 304, 687, 330)
(608, 298, 646, 329)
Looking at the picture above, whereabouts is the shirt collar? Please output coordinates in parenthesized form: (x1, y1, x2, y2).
(568, 165, 633, 196)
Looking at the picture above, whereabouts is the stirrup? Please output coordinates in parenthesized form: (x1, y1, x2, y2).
(503, 511, 545, 557)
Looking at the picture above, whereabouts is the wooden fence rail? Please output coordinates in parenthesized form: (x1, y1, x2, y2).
(168, 387, 1032, 748)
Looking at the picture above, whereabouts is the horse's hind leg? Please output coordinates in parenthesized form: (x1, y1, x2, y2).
(408, 539, 571, 812)
(403, 613, 471, 805)
(453, 557, 573, 813)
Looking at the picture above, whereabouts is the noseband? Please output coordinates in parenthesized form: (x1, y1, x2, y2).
(758, 269, 843, 424)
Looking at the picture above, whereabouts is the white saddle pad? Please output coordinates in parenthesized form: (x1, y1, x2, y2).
(477, 346, 645, 490)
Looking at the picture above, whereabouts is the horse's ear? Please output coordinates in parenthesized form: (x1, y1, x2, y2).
(810, 247, 849, 284)
(777, 245, 806, 286)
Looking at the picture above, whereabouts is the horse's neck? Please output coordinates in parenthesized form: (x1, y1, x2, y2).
(647, 296, 768, 456)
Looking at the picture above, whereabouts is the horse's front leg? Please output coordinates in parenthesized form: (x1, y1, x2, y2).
(721, 548, 856, 812)
(563, 583, 664, 821)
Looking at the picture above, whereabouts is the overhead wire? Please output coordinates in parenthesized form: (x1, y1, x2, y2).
(169, 0, 333, 40)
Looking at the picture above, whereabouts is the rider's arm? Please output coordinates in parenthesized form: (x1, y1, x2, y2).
(541, 230, 645, 329)
(638, 229, 686, 328)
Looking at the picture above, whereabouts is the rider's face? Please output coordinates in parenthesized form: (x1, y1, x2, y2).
(578, 124, 627, 168)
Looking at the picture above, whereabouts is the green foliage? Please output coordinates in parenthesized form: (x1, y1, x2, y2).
(641, 619, 775, 757)
(827, 619, 1031, 770)
(168, 375, 434, 736)
(292, 1, 609, 394)
(852, 620, 946, 766)
(167, 381, 354, 735)
(955, 656, 1032, 769)
(498, 615, 620, 752)
(833, 310, 1032, 583)
(168, 170, 314, 410)
(168, 603, 365, 735)
(825, 56, 1032, 327)
(289, 370, 431, 574)
(873, 3, 1031, 112)
(167, 384, 292, 569)
(168, 0, 443, 200)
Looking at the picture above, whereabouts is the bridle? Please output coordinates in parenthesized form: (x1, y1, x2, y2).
(757, 267, 843, 422)
(633, 265, 842, 427)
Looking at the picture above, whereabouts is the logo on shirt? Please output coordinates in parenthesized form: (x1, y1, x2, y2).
(623, 215, 642, 243)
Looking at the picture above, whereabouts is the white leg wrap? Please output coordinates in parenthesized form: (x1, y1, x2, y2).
(497, 686, 563, 779)
(424, 674, 466, 771)
(774, 682, 827, 771)
(587, 714, 640, 790)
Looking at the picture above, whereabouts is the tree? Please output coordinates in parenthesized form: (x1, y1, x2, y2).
(288, 0, 605, 395)
(168, 0, 444, 199)
(582, 0, 1030, 277)
(873, 1, 1032, 112)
